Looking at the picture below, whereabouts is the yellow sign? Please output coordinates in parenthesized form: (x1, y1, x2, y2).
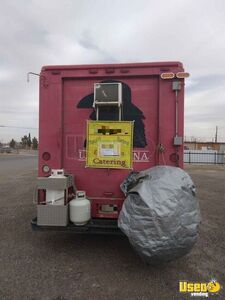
(179, 280, 221, 297)
(86, 121, 133, 169)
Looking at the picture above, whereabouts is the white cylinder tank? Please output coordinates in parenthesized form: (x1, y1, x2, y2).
(69, 191, 91, 226)
(46, 169, 65, 205)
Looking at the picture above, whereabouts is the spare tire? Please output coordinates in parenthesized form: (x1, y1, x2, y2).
(118, 166, 201, 264)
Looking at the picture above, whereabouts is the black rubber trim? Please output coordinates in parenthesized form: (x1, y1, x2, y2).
(31, 217, 124, 236)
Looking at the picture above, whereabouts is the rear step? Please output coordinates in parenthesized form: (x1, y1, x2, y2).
(31, 217, 125, 235)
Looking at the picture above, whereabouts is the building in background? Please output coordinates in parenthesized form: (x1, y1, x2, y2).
(184, 141, 225, 152)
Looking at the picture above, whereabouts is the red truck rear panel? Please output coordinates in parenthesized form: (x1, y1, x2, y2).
(38, 62, 185, 218)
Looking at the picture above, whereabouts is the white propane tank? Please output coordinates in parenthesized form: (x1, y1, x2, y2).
(46, 169, 65, 205)
(69, 191, 91, 226)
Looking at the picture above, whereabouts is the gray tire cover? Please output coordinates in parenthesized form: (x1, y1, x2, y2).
(118, 166, 201, 264)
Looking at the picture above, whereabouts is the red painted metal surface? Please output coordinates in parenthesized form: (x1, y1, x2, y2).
(38, 62, 186, 218)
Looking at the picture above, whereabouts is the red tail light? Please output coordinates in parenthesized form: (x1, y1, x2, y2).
(42, 152, 51, 161)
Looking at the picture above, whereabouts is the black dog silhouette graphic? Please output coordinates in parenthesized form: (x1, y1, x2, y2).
(77, 80, 147, 148)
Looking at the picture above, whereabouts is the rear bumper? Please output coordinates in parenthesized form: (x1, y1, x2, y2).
(31, 217, 124, 235)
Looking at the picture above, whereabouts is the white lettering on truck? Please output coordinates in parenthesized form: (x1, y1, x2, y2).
(78, 150, 150, 162)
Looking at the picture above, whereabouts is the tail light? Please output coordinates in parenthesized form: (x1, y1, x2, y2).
(176, 72, 190, 78)
(42, 152, 51, 161)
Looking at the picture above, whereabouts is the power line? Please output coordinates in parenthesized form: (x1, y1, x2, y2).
(215, 126, 218, 143)
(0, 125, 37, 130)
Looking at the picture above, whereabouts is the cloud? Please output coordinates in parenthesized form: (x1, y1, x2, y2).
(185, 85, 225, 140)
(0, 0, 225, 142)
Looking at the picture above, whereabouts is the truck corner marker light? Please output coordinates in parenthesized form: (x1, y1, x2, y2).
(176, 72, 190, 78)
(160, 72, 175, 79)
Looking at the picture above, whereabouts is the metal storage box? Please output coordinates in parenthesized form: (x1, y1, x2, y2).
(37, 204, 69, 226)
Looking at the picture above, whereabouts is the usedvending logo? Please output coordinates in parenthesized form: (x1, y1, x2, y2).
(179, 279, 221, 297)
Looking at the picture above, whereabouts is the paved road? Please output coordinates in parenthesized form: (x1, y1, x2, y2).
(0, 160, 224, 299)
(0, 154, 37, 177)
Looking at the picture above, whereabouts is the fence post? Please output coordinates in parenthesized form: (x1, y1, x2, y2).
(189, 151, 191, 164)
(214, 152, 217, 164)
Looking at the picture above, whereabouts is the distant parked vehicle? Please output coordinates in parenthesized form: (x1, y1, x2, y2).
(0, 147, 12, 153)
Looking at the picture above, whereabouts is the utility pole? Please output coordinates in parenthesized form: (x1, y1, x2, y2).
(215, 126, 218, 143)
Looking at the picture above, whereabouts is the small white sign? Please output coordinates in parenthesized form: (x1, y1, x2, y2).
(99, 142, 120, 156)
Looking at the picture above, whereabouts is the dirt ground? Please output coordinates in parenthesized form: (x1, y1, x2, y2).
(0, 164, 224, 300)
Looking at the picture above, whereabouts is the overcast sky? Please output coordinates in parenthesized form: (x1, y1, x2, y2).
(0, 0, 225, 143)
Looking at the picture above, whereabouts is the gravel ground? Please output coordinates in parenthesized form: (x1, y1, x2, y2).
(0, 163, 224, 300)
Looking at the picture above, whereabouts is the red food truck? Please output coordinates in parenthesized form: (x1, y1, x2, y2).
(32, 61, 189, 234)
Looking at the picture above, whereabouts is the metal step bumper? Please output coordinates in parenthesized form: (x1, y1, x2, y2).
(31, 217, 124, 235)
